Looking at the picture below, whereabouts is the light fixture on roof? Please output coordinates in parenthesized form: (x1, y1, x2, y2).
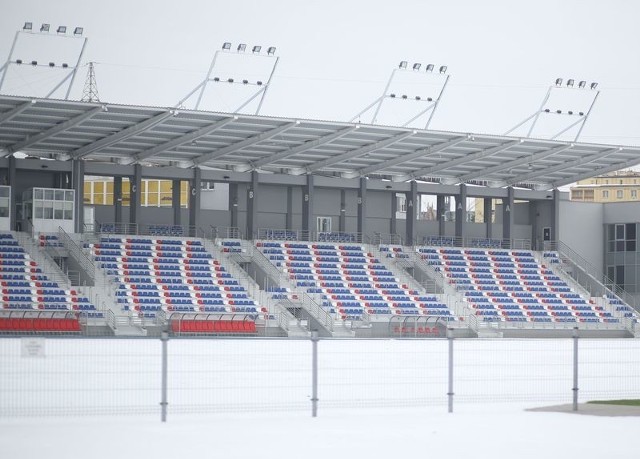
(57, 25, 67, 34)
(415, 96, 421, 100)
(590, 82, 598, 90)
(401, 94, 408, 99)
(566, 79, 574, 87)
(242, 79, 248, 84)
(252, 45, 261, 53)
(23, 22, 33, 31)
(568, 111, 573, 115)
(222, 42, 232, 50)
(555, 78, 563, 86)
(425, 63, 434, 72)
(389, 93, 396, 98)
(237, 43, 246, 52)
(15, 59, 22, 64)
(40, 23, 50, 32)
(73, 27, 83, 36)
(31, 60, 38, 66)
(213, 77, 220, 81)
(578, 80, 586, 89)
(267, 46, 276, 55)
(227, 78, 234, 83)
(399, 61, 408, 69)
(439, 65, 447, 74)
(48, 62, 55, 67)
(61, 63, 68, 68)
(412, 63, 421, 71)
(256, 80, 263, 85)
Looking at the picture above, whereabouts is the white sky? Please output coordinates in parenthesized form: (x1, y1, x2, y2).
(1, 0, 640, 147)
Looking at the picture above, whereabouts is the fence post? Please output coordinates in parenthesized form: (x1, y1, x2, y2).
(572, 327, 579, 412)
(447, 327, 454, 413)
(160, 330, 169, 422)
(311, 330, 319, 417)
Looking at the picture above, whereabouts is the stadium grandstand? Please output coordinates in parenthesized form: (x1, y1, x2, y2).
(0, 20, 639, 340)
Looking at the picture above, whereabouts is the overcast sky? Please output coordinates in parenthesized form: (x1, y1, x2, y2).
(1, 0, 639, 148)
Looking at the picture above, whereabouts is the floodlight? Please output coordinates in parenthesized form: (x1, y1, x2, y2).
(48, 62, 55, 67)
(222, 42, 232, 50)
(590, 82, 598, 90)
(567, 79, 574, 87)
(40, 23, 50, 32)
(213, 77, 220, 82)
(390, 93, 396, 98)
(74, 27, 83, 35)
(257, 80, 263, 85)
(23, 22, 33, 31)
(556, 110, 562, 114)
(399, 61, 408, 69)
(412, 63, 421, 71)
(61, 63, 68, 68)
(252, 45, 261, 53)
(227, 78, 234, 83)
(57, 26, 67, 33)
(578, 80, 586, 89)
(242, 79, 248, 84)
(425, 64, 434, 72)
(15, 59, 22, 64)
(427, 97, 433, 102)
(544, 109, 550, 112)
(555, 78, 563, 86)
(439, 65, 447, 74)
(402, 94, 408, 99)
(579, 111, 584, 116)
(237, 43, 246, 52)
(31, 60, 38, 66)
(415, 96, 421, 100)
(267, 46, 276, 55)
(568, 111, 573, 115)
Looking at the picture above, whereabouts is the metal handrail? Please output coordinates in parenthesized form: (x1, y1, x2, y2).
(58, 226, 95, 281)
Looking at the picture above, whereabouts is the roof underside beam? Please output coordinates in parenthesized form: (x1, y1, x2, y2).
(305, 131, 414, 174)
(68, 111, 173, 160)
(0, 101, 33, 126)
(130, 116, 236, 164)
(249, 125, 357, 170)
(552, 154, 640, 188)
(4, 106, 103, 157)
(191, 121, 297, 166)
(453, 144, 573, 184)
(502, 147, 621, 187)
(354, 135, 468, 179)
(419, 139, 521, 176)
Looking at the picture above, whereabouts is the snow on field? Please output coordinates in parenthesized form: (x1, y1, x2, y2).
(0, 337, 639, 458)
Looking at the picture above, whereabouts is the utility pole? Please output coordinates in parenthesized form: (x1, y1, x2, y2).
(81, 62, 100, 103)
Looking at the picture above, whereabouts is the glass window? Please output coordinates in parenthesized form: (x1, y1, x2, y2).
(44, 189, 54, 200)
(34, 204, 43, 219)
(602, 190, 609, 198)
(54, 190, 64, 201)
(65, 190, 74, 201)
(626, 223, 636, 240)
(632, 190, 638, 199)
(617, 190, 623, 199)
(63, 202, 73, 220)
(43, 202, 53, 219)
(0, 187, 9, 198)
(616, 224, 624, 240)
(53, 202, 63, 219)
(34, 188, 44, 200)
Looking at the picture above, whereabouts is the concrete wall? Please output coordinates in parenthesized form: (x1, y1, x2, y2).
(559, 200, 604, 272)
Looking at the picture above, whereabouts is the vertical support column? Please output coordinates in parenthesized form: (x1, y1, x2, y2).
(160, 330, 168, 422)
(484, 198, 493, 239)
(455, 184, 467, 245)
(113, 176, 123, 224)
(8, 156, 16, 231)
(502, 186, 514, 249)
(129, 164, 142, 229)
(436, 195, 446, 237)
(311, 330, 319, 418)
(447, 327, 454, 413)
(229, 182, 239, 230)
(189, 168, 201, 237)
(572, 327, 579, 412)
(551, 188, 560, 245)
(246, 171, 258, 240)
(172, 179, 181, 227)
(302, 175, 314, 241)
(357, 177, 367, 239)
(390, 192, 397, 236)
(339, 189, 346, 233)
(529, 199, 540, 251)
(404, 181, 417, 246)
(71, 159, 85, 234)
(286, 186, 293, 230)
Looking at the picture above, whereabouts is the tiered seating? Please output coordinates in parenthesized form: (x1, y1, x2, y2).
(0, 314, 81, 333)
(0, 233, 98, 317)
(38, 233, 63, 248)
(469, 238, 502, 249)
(217, 239, 244, 253)
(379, 245, 410, 259)
(423, 236, 455, 246)
(257, 241, 452, 320)
(606, 295, 638, 322)
(148, 225, 184, 237)
(170, 319, 256, 334)
(89, 237, 263, 319)
(418, 246, 618, 324)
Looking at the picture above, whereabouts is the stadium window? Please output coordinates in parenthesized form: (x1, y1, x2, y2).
(602, 190, 609, 199)
(584, 189, 594, 201)
(632, 190, 638, 199)
(317, 216, 331, 233)
(571, 190, 583, 200)
(617, 190, 623, 199)
(626, 223, 636, 252)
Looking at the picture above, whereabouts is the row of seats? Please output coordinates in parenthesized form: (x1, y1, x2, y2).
(0, 317, 81, 332)
(419, 246, 618, 324)
(170, 320, 257, 334)
(257, 240, 453, 321)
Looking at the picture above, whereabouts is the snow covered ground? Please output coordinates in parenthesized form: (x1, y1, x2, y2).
(0, 337, 639, 458)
